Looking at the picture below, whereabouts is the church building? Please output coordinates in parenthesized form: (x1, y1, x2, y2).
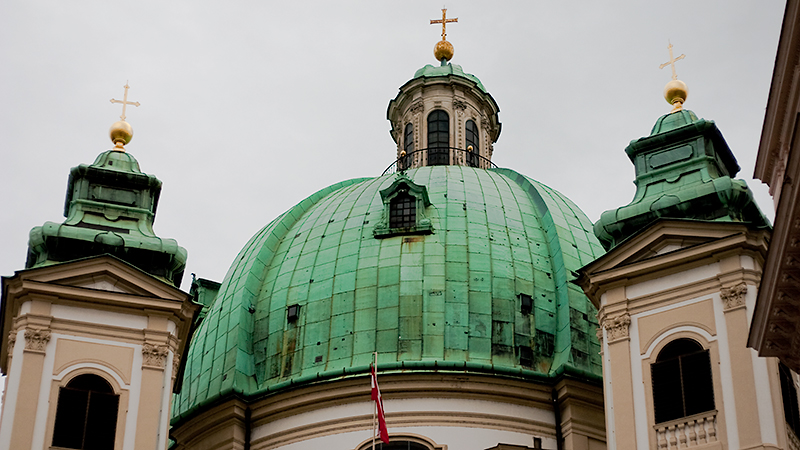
(2, 7, 800, 450)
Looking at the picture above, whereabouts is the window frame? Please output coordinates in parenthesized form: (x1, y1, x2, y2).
(354, 433, 445, 450)
(465, 119, 480, 167)
(51, 372, 121, 450)
(401, 123, 415, 170)
(650, 338, 715, 424)
(427, 110, 450, 166)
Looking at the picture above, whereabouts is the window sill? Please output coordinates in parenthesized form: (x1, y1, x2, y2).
(373, 223, 433, 239)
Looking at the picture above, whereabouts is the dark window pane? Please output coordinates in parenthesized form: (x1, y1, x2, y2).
(780, 363, 800, 435)
(427, 110, 449, 150)
(403, 123, 414, 170)
(652, 359, 683, 423)
(85, 392, 119, 450)
(682, 351, 715, 416)
(52, 388, 89, 448)
(390, 192, 416, 229)
(657, 339, 702, 362)
(465, 120, 479, 167)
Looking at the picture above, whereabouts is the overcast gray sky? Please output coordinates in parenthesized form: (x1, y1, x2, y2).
(0, 1, 786, 287)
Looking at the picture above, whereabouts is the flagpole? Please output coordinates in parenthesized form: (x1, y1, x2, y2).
(373, 351, 377, 450)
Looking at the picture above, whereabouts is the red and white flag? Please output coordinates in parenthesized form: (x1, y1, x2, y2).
(370, 364, 389, 444)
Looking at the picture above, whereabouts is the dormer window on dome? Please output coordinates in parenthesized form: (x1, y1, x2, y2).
(374, 175, 433, 238)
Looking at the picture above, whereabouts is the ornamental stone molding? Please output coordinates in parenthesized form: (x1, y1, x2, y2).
(721, 283, 747, 311)
(142, 343, 170, 369)
(171, 354, 181, 382)
(409, 101, 424, 115)
(7, 331, 16, 355)
(453, 98, 467, 111)
(602, 313, 631, 343)
(23, 328, 51, 353)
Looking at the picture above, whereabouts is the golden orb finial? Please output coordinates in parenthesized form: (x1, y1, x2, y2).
(110, 120, 134, 151)
(434, 40, 454, 62)
(664, 79, 689, 113)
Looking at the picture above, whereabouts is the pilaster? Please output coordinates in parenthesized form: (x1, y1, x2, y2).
(9, 326, 51, 449)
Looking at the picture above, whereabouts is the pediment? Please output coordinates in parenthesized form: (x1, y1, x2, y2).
(585, 220, 758, 275)
(17, 255, 186, 301)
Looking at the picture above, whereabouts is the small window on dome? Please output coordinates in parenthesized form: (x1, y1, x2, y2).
(374, 175, 433, 238)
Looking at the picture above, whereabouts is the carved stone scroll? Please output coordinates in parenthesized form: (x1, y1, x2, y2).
(142, 343, 170, 369)
(23, 328, 51, 353)
(721, 283, 747, 311)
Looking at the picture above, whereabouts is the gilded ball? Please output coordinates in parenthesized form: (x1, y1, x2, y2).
(109, 120, 133, 146)
(664, 79, 689, 105)
(434, 40, 454, 62)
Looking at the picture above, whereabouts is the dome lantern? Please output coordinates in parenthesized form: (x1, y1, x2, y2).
(385, 10, 501, 172)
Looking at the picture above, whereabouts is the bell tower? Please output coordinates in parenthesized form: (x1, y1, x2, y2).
(575, 49, 794, 450)
(0, 84, 199, 450)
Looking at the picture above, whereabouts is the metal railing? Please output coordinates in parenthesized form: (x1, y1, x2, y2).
(381, 147, 498, 175)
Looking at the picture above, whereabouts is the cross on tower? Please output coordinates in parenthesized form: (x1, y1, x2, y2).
(110, 82, 140, 121)
(659, 42, 685, 81)
(430, 8, 457, 41)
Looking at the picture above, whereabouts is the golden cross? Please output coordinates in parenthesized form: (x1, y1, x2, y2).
(110, 82, 140, 121)
(430, 8, 458, 41)
(659, 42, 685, 81)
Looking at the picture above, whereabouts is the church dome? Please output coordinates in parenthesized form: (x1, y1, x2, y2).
(173, 165, 605, 420)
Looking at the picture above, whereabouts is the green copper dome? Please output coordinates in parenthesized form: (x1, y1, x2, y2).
(173, 166, 604, 421)
(412, 62, 488, 93)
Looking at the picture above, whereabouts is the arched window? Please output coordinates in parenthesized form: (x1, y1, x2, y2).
(375, 442, 429, 450)
(427, 110, 449, 166)
(465, 119, 479, 167)
(651, 338, 714, 423)
(52, 374, 119, 450)
(356, 438, 436, 450)
(402, 123, 414, 170)
(390, 190, 416, 229)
